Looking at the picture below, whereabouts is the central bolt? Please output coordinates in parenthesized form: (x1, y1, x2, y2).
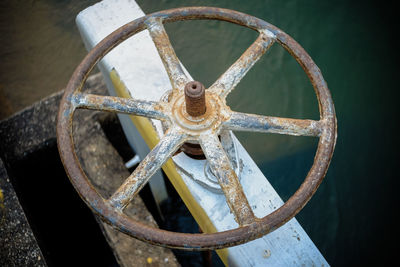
(184, 81, 206, 117)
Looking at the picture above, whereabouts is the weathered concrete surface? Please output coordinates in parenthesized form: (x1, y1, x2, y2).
(0, 158, 46, 266)
(0, 73, 103, 164)
(73, 111, 179, 267)
(0, 91, 60, 166)
(74, 113, 179, 266)
(0, 73, 179, 266)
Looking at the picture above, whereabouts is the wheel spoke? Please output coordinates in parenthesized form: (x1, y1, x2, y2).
(200, 133, 255, 226)
(73, 93, 168, 120)
(220, 130, 239, 172)
(209, 32, 275, 98)
(108, 127, 187, 210)
(146, 17, 190, 90)
(223, 111, 322, 137)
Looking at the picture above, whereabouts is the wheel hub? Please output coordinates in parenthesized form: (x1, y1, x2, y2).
(170, 81, 230, 134)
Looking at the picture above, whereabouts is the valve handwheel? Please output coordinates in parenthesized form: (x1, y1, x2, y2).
(57, 7, 337, 249)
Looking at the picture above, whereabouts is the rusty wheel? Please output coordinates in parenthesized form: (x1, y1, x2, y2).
(57, 7, 337, 250)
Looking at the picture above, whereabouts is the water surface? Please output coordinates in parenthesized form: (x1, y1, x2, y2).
(1, 0, 397, 265)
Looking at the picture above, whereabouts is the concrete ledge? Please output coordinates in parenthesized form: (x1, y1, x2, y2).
(0, 73, 178, 266)
(0, 158, 46, 266)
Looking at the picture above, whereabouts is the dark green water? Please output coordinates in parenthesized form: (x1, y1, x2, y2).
(0, 0, 99, 119)
(1, 0, 398, 266)
(137, 1, 398, 265)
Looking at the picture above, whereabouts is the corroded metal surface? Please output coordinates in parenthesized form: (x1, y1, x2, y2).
(199, 132, 255, 226)
(184, 81, 206, 117)
(73, 93, 167, 120)
(108, 127, 188, 210)
(146, 17, 189, 90)
(57, 6, 337, 250)
(208, 32, 275, 98)
(179, 142, 205, 159)
(224, 112, 322, 137)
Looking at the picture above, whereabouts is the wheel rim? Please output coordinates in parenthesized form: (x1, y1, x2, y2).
(57, 6, 337, 250)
